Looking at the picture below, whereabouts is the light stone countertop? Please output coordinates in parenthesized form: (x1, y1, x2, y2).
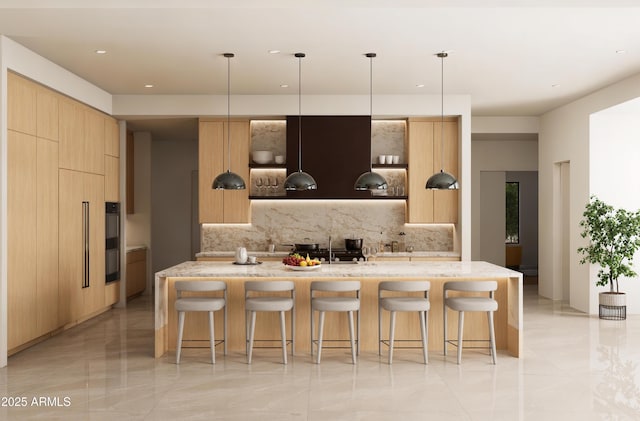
(195, 250, 461, 259)
(155, 260, 519, 279)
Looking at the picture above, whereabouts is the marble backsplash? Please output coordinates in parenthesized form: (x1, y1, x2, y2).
(201, 201, 453, 252)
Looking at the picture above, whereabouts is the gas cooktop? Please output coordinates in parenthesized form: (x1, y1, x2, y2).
(291, 248, 364, 262)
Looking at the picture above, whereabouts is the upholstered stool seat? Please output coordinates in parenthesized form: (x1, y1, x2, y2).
(378, 281, 431, 364)
(443, 280, 498, 365)
(175, 280, 227, 364)
(245, 281, 295, 364)
(310, 280, 361, 364)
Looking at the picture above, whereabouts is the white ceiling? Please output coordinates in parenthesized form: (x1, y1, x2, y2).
(2, 1, 640, 121)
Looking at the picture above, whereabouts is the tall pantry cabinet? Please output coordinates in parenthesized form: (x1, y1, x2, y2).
(6, 72, 119, 354)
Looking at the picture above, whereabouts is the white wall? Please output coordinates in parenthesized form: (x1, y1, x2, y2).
(479, 172, 506, 266)
(471, 138, 538, 261)
(589, 101, 640, 312)
(540, 72, 640, 313)
(150, 138, 198, 277)
(126, 132, 152, 294)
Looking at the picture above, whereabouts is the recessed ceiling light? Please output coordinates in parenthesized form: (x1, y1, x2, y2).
(95, 50, 107, 54)
(551, 84, 560, 88)
(280, 84, 289, 88)
(415, 84, 425, 88)
(616, 49, 627, 54)
(144, 84, 154, 88)
(269, 50, 281, 54)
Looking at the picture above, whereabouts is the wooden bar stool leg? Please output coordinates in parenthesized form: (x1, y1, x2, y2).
(176, 311, 185, 364)
(208, 311, 215, 364)
(388, 311, 396, 364)
(378, 304, 382, 356)
(488, 310, 497, 364)
(457, 311, 465, 365)
(248, 311, 257, 364)
(420, 310, 428, 364)
(317, 311, 325, 364)
(349, 310, 356, 364)
(443, 304, 448, 356)
(279, 310, 287, 365)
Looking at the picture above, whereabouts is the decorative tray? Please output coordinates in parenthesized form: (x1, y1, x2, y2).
(233, 261, 262, 265)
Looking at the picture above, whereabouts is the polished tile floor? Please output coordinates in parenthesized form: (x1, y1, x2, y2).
(1, 284, 639, 420)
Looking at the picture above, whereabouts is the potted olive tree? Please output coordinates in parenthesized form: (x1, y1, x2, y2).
(578, 196, 640, 319)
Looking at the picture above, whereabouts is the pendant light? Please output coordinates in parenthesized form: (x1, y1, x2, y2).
(426, 52, 458, 190)
(212, 53, 246, 190)
(284, 53, 317, 191)
(354, 53, 388, 191)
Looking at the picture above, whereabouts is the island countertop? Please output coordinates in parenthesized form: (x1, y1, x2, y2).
(156, 260, 515, 279)
(154, 260, 522, 359)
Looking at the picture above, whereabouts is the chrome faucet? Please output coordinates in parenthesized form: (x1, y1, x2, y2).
(328, 235, 333, 265)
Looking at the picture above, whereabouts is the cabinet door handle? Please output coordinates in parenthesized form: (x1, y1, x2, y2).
(82, 201, 90, 288)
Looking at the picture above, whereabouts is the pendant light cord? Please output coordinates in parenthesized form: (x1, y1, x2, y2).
(298, 54, 302, 173)
(440, 52, 445, 173)
(370, 53, 373, 172)
(226, 53, 232, 173)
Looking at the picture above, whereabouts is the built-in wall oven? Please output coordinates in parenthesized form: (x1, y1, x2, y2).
(105, 202, 120, 283)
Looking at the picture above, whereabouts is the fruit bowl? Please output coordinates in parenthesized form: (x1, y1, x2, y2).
(282, 253, 322, 270)
(285, 264, 321, 271)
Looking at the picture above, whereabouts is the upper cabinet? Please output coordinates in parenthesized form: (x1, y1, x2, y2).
(104, 117, 120, 202)
(199, 118, 250, 223)
(59, 98, 105, 175)
(407, 117, 459, 224)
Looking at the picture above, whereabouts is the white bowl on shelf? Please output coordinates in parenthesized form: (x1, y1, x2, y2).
(253, 150, 274, 164)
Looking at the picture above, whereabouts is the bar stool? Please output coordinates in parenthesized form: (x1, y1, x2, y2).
(244, 280, 295, 364)
(175, 280, 227, 364)
(310, 280, 360, 364)
(443, 280, 498, 364)
(378, 281, 431, 364)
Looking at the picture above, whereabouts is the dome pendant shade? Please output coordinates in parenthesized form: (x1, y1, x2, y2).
(354, 52, 387, 192)
(213, 170, 246, 190)
(426, 170, 458, 190)
(285, 52, 317, 192)
(426, 51, 458, 191)
(354, 171, 388, 191)
(212, 52, 246, 190)
(284, 170, 317, 191)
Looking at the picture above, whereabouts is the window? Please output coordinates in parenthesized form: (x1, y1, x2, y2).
(506, 182, 519, 244)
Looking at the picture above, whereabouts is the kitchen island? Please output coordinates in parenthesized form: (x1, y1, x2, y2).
(155, 261, 522, 359)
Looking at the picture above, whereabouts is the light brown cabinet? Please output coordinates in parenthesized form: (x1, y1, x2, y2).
(105, 117, 119, 157)
(105, 155, 120, 202)
(407, 117, 458, 223)
(7, 73, 116, 353)
(7, 72, 37, 136)
(58, 169, 105, 324)
(105, 281, 120, 307)
(7, 132, 60, 350)
(7, 131, 38, 350)
(198, 119, 250, 223)
(126, 249, 147, 299)
(59, 99, 105, 175)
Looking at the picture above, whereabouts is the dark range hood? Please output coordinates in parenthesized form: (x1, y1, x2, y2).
(285, 115, 372, 199)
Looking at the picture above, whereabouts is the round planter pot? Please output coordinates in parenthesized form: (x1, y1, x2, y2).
(599, 292, 626, 320)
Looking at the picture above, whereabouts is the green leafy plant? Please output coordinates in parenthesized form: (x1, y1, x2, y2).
(578, 196, 640, 293)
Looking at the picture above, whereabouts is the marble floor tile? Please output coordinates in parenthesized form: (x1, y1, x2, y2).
(1, 284, 640, 420)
